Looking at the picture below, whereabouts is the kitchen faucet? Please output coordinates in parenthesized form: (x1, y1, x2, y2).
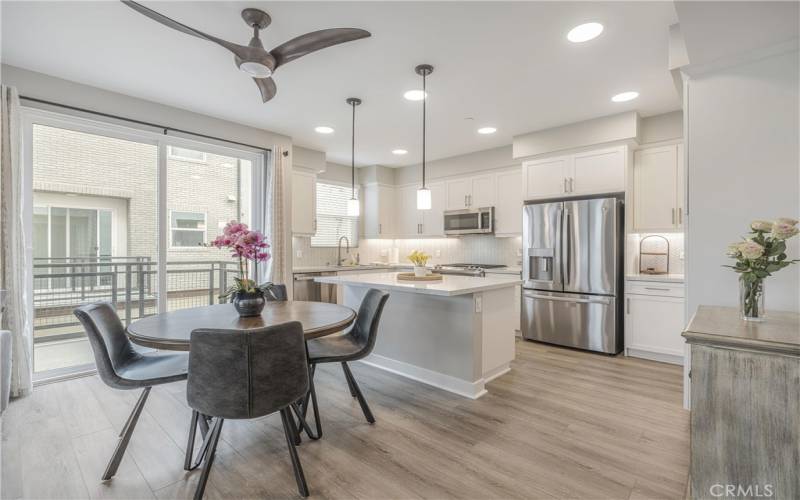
(337, 236, 351, 266)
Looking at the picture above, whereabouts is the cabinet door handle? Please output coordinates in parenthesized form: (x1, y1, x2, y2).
(671, 208, 676, 225)
(564, 178, 568, 193)
(626, 297, 630, 314)
(678, 207, 683, 224)
(570, 177, 574, 192)
(379, 223, 382, 234)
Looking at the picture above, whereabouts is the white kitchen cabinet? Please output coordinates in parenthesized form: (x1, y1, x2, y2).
(362, 184, 394, 238)
(494, 169, 523, 235)
(522, 146, 626, 201)
(395, 182, 445, 237)
(632, 144, 684, 232)
(292, 171, 316, 236)
(445, 174, 496, 210)
(522, 156, 571, 200)
(625, 280, 685, 365)
(421, 182, 445, 236)
(572, 147, 625, 195)
(395, 185, 420, 237)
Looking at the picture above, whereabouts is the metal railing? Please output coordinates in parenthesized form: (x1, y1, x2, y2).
(33, 257, 239, 344)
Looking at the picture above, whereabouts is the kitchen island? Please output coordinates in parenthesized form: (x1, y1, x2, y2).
(315, 272, 522, 398)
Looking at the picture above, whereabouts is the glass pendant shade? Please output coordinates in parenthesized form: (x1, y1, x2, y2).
(347, 197, 360, 217)
(417, 187, 432, 210)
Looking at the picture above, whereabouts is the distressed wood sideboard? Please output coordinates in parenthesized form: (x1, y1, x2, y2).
(682, 305, 800, 500)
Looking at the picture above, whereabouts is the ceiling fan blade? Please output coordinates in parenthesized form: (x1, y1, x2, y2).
(270, 28, 371, 68)
(121, 1, 251, 60)
(254, 77, 277, 103)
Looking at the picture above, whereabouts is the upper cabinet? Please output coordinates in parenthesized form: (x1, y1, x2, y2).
(522, 146, 626, 201)
(362, 184, 395, 238)
(292, 170, 316, 236)
(395, 182, 445, 237)
(445, 174, 496, 210)
(494, 169, 523, 236)
(632, 144, 684, 232)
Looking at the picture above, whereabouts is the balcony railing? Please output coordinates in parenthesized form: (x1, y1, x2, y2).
(33, 257, 239, 344)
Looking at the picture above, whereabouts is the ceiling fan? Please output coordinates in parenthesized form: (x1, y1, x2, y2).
(121, 1, 371, 103)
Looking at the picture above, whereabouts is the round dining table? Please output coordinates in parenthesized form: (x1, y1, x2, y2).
(126, 301, 356, 351)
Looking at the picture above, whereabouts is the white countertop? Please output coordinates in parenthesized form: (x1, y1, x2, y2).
(293, 264, 411, 274)
(626, 273, 685, 283)
(314, 272, 522, 297)
(485, 266, 522, 276)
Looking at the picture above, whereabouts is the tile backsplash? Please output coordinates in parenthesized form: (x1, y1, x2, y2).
(627, 233, 685, 275)
(292, 236, 523, 268)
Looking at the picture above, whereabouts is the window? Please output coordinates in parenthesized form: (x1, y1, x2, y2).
(311, 182, 359, 247)
(168, 145, 207, 163)
(170, 211, 207, 247)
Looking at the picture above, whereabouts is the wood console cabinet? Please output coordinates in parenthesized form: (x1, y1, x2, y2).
(682, 306, 799, 500)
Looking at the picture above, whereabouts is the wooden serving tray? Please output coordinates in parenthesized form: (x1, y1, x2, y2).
(396, 272, 444, 282)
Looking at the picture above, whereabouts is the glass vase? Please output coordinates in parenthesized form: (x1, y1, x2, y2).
(739, 277, 766, 322)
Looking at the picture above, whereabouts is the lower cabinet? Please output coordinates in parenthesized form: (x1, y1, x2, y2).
(624, 280, 685, 365)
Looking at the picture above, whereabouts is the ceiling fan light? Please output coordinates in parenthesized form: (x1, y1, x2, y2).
(239, 61, 272, 78)
(347, 197, 360, 217)
(417, 187, 432, 210)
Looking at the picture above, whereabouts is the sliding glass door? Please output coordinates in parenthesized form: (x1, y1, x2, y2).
(25, 110, 263, 379)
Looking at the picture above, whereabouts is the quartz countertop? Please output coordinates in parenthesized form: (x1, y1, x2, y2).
(314, 272, 522, 297)
(293, 264, 411, 274)
(626, 273, 685, 283)
(682, 305, 800, 356)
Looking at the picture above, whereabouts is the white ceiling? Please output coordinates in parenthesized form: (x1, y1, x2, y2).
(1, 1, 681, 166)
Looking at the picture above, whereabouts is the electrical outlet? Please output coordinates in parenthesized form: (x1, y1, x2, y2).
(435, 249, 441, 257)
(380, 249, 388, 257)
(517, 248, 523, 257)
(296, 249, 303, 259)
(679, 250, 685, 260)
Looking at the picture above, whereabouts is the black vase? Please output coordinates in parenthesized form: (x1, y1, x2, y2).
(232, 290, 266, 317)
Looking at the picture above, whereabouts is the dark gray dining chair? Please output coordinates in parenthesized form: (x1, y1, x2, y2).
(185, 322, 310, 500)
(302, 289, 389, 435)
(265, 283, 288, 301)
(73, 302, 188, 480)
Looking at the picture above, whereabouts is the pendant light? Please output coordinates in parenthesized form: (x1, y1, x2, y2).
(415, 64, 433, 210)
(346, 97, 362, 217)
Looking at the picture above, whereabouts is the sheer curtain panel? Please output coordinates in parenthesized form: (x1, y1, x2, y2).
(1, 85, 33, 397)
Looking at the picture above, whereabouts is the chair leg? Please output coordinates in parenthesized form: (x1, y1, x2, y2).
(341, 362, 357, 398)
(184, 410, 199, 470)
(102, 386, 151, 480)
(280, 408, 309, 498)
(297, 363, 322, 440)
(194, 418, 224, 500)
(341, 362, 375, 424)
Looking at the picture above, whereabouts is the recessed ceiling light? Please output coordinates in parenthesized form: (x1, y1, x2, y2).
(611, 91, 639, 102)
(314, 126, 334, 134)
(477, 127, 497, 135)
(392, 149, 408, 155)
(403, 90, 427, 101)
(567, 22, 604, 43)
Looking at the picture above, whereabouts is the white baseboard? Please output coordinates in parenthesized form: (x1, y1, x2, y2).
(483, 364, 511, 383)
(626, 347, 684, 365)
(359, 354, 488, 399)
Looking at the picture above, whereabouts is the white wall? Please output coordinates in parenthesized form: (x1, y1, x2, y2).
(686, 49, 800, 314)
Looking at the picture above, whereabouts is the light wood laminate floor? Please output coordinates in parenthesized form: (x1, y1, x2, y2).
(2, 340, 689, 499)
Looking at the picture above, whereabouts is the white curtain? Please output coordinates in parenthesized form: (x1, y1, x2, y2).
(1, 85, 33, 397)
(260, 147, 286, 285)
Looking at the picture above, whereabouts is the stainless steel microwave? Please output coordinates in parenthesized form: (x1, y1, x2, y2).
(443, 207, 494, 235)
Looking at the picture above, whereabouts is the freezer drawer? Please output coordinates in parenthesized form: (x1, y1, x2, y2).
(522, 290, 622, 354)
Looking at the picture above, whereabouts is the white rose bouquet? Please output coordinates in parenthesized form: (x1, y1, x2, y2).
(725, 218, 799, 320)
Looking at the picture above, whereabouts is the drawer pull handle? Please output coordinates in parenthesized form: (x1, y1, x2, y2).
(644, 287, 671, 292)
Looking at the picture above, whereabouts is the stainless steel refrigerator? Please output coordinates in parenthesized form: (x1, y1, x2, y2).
(521, 196, 624, 354)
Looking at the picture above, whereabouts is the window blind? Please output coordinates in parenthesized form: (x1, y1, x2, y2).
(311, 182, 359, 247)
